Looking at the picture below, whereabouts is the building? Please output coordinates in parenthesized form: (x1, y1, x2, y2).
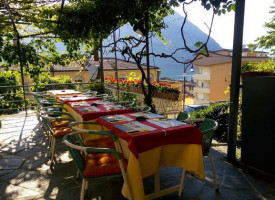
(159, 78, 195, 97)
(193, 49, 269, 105)
(50, 58, 160, 83)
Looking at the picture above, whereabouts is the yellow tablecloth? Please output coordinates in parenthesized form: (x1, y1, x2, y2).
(65, 104, 205, 200)
(121, 144, 205, 200)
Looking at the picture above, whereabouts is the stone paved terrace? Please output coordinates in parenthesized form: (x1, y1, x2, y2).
(0, 112, 275, 200)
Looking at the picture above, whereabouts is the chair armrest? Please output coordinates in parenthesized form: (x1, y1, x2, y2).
(69, 121, 104, 130)
(185, 118, 205, 123)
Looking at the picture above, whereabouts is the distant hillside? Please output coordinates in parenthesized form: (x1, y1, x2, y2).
(103, 12, 221, 80)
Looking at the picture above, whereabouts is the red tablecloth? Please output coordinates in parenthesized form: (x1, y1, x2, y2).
(66, 100, 133, 121)
(96, 113, 202, 158)
(56, 95, 101, 103)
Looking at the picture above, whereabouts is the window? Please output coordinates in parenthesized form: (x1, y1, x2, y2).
(150, 73, 154, 82)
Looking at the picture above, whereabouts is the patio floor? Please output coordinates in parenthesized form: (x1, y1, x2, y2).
(0, 112, 275, 200)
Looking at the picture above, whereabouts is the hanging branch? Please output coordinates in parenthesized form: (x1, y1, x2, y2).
(102, 33, 156, 109)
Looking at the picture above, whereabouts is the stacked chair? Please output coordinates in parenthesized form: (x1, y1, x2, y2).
(64, 122, 133, 200)
(32, 92, 65, 121)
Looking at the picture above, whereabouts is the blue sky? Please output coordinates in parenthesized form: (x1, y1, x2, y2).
(174, 0, 274, 49)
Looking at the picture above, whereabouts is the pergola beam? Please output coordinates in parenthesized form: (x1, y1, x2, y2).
(227, 0, 246, 163)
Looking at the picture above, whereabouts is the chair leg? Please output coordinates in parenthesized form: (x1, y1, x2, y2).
(49, 136, 53, 155)
(208, 154, 219, 190)
(50, 138, 56, 165)
(85, 181, 88, 190)
(178, 168, 186, 198)
(80, 179, 87, 200)
(118, 159, 133, 200)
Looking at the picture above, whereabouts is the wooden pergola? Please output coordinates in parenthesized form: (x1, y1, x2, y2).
(0, 0, 247, 165)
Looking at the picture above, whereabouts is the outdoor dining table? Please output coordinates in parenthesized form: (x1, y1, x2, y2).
(47, 89, 83, 97)
(96, 112, 205, 200)
(56, 94, 101, 104)
(64, 100, 133, 142)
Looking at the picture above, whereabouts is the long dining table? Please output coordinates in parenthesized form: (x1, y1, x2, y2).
(63, 100, 133, 142)
(47, 89, 83, 97)
(96, 112, 205, 200)
(56, 94, 101, 104)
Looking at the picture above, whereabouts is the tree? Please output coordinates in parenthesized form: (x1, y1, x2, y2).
(0, 0, 235, 111)
(248, 1, 275, 55)
(0, 1, 97, 77)
(41, 0, 179, 111)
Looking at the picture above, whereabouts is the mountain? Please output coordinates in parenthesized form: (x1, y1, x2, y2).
(103, 12, 222, 80)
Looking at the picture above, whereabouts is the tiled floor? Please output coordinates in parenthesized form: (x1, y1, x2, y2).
(0, 112, 275, 200)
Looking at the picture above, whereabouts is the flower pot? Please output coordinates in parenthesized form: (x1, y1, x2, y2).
(171, 93, 179, 101)
(163, 92, 170, 100)
(137, 87, 143, 94)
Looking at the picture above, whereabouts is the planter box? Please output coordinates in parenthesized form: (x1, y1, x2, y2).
(242, 76, 275, 176)
(241, 71, 273, 77)
(106, 84, 180, 101)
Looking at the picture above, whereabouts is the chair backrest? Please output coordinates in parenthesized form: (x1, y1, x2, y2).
(89, 91, 98, 96)
(124, 101, 134, 108)
(176, 111, 190, 122)
(64, 134, 86, 178)
(199, 118, 218, 156)
(41, 111, 76, 136)
(63, 132, 123, 180)
(142, 106, 151, 112)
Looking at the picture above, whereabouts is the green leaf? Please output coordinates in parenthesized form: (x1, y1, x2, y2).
(194, 41, 203, 48)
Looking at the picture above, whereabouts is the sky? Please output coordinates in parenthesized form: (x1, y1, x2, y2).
(173, 0, 274, 49)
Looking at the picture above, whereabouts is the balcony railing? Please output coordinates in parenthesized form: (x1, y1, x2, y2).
(194, 73, 210, 81)
(0, 82, 94, 115)
(193, 99, 210, 105)
(193, 86, 210, 94)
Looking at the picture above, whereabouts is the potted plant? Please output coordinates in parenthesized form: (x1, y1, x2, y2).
(241, 60, 274, 77)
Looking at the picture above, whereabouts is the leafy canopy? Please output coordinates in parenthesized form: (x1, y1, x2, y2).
(248, 1, 275, 54)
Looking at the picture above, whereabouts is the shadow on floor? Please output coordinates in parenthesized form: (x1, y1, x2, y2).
(0, 114, 275, 200)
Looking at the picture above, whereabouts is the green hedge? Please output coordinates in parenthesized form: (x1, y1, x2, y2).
(0, 71, 24, 114)
(80, 82, 102, 93)
(190, 101, 229, 142)
(32, 73, 76, 92)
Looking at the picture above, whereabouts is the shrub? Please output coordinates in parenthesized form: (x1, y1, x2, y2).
(80, 82, 102, 93)
(241, 59, 274, 73)
(32, 73, 76, 92)
(190, 101, 229, 142)
(0, 71, 24, 114)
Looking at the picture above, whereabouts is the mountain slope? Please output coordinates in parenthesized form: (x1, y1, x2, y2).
(103, 12, 221, 80)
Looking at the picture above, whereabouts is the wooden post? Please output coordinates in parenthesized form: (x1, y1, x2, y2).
(100, 39, 105, 94)
(113, 31, 120, 101)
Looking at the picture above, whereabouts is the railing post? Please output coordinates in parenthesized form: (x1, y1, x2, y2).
(17, 36, 28, 116)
